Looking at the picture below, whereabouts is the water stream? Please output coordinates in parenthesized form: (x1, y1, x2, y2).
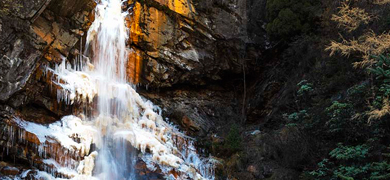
(40, 0, 217, 179)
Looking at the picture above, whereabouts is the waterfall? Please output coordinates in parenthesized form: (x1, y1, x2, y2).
(85, 0, 134, 179)
(38, 0, 218, 179)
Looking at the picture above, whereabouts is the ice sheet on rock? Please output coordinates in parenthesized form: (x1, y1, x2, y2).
(34, 170, 99, 180)
(47, 58, 97, 105)
(43, 159, 78, 177)
(14, 116, 98, 156)
(35, 171, 59, 180)
(77, 151, 98, 176)
(21, 169, 32, 178)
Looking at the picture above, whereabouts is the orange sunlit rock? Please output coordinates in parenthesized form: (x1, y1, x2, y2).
(147, 6, 171, 51)
(127, 49, 143, 84)
(126, 1, 143, 84)
(154, 0, 196, 17)
(125, 0, 197, 85)
(24, 131, 41, 145)
(43, 47, 63, 62)
(128, 2, 143, 44)
(31, 17, 54, 45)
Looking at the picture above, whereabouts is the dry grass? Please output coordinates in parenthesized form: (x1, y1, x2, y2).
(326, 31, 390, 68)
(374, 0, 390, 5)
(331, 1, 371, 32)
(368, 98, 390, 123)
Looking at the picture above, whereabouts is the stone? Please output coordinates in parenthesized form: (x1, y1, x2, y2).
(0, 41, 40, 102)
(1, 0, 47, 20)
(1, 166, 20, 176)
(250, 130, 261, 135)
(247, 165, 257, 173)
(181, 115, 201, 131)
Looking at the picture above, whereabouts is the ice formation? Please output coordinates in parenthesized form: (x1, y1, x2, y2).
(37, 0, 218, 179)
(48, 59, 97, 105)
(3, 116, 99, 179)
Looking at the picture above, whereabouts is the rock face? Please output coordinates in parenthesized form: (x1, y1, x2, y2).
(140, 87, 242, 137)
(0, 0, 96, 178)
(124, 1, 301, 179)
(0, 0, 95, 102)
(126, 0, 266, 87)
(0, 0, 305, 179)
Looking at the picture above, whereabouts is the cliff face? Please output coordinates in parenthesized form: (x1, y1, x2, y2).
(0, 0, 96, 177)
(0, 0, 299, 179)
(0, 0, 94, 101)
(127, 0, 268, 141)
(126, 0, 267, 87)
(127, 1, 301, 180)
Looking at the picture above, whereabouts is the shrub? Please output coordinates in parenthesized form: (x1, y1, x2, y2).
(284, 110, 310, 127)
(308, 143, 390, 180)
(329, 143, 369, 161)
(309, 159, 333, 178)
(368, 55, 390, 121)
(266, 0, 319, 39)
(223, 124, 242, 153)
(297, 80, 314, 97)
(325, 101, 354, 134)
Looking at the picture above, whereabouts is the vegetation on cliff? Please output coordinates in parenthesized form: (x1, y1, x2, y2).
(259, 0, 390, 179)
(266, 0, 320, 39)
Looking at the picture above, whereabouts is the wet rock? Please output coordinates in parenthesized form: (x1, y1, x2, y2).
(18, 105, 59, 124)
(1, 166, 20, 176)
(135, 160, 164, 180)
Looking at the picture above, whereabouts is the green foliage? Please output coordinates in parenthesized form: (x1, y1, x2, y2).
(309, 160, 390, 180)
(335, 164, 370, 179)
(287, 110, 309, 121)
(223, 124, 242, 153)
(366, 55, 390, 120)
(307, 141, 390, 180)
(347, 82, 370, 97)
(309, 159, 333, 178)
(297, 80, 314, 97)
(330, 143, 369, 161)
(369, 55, 390, 81)
(369, 55, 390, 98)
(284, 110, 309, 127)
(370, 161, 390, 179)
(266, 0, 319, 39)
(325, 101, 354, 134)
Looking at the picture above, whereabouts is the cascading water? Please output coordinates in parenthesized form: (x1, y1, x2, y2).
(37, 0, 218, 179)
(85, 0, 134, 179)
